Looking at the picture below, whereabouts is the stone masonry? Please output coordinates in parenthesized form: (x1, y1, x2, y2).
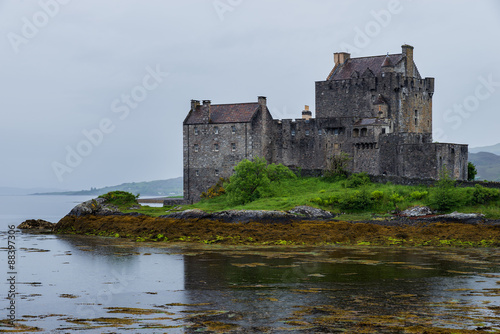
(183, 45, 468, 202)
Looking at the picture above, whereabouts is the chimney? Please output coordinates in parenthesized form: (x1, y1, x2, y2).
(191, 99, 200, 111)
(258, 96, 267, 110)
(402, 44, 414, 78)
(334, 52, 350, 66)
(202, 100, 211, 123)
(302, 105, 312, 120)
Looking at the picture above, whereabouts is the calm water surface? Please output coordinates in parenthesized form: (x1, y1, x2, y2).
(1, 196, 500, 333)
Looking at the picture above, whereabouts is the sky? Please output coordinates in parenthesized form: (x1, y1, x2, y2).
(0, 0, 499, 190)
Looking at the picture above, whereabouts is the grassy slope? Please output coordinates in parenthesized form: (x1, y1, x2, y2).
(127, 177, 500, 220)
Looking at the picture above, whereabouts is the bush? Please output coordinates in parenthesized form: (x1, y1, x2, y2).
(429, 168, 461, 212)
(99, 191, 139, 207)
(410, 191, 428, 200)
(339, 189, 372, 211)
(471, 184, 500, 205)
(371, 190, 384, 201)
(225, 157, 296, 205)
(345, 172, 371, 188)
(201, 177, 227, 199)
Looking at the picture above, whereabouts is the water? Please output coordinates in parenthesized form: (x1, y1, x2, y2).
(1, 196, 500, 332)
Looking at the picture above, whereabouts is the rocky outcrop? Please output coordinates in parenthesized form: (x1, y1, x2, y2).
(400, 206, 433, 217)
(428, 212, 486, 224)
(67, 198, 121, 217)
(288, 206, 334, 219)
(162, 206, 334, 223)
(18, 219, 54, 230)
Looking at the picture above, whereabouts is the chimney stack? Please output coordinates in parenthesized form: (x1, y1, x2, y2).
(402, 44, 414, 78)
(334, 52, 350, 66)
(258, 96, 267, 110)
(202, 100, 211, 123)
(302, 105, 312, 120)
(191, 99, 200, 111)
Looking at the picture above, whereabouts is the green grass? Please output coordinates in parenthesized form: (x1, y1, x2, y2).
(121, 176, 500, 220)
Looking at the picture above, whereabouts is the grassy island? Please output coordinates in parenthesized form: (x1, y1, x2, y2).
(54, 160, 500, 248)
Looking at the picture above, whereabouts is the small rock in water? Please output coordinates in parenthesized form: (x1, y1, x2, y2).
(18, 219, 54, 230)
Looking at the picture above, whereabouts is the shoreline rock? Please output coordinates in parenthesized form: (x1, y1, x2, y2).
(18, 219, 55, 231)
(161, 205, 335, 223)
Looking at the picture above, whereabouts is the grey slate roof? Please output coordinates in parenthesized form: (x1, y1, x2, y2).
(184, 103, 260, 124)
(328, 54, 403, 80)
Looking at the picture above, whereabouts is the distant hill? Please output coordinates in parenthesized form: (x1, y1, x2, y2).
(0, 187, 67, 196)
(469, 152, 500, 181)
(33, 177, 183, 197)
(469, 143, 500, 155)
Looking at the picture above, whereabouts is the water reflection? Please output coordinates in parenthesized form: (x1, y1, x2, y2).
(2, 233, 500, 332)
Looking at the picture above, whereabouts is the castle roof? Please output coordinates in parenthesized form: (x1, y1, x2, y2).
(328, 54, 403, 80)
(184, 102, 260, 124)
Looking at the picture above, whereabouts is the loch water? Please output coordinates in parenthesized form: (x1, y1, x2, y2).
(1, 195, 500, 333)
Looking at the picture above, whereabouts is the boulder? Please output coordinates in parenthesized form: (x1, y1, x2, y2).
(400, 206, 433, 217)
(288, 206, 334, 219)
(67, 198, 120, 217)
(18, 219, 54, 230)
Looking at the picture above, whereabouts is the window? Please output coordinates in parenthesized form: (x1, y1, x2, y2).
(215, 169, 220, 177)
(334, 128, 339, 135)
(291, 130, 296, 136)
(194, 127, 199, 136)
(361, 128, 367, 137)
(195, 170, 200, 177)
(305, 130, 310, 136)
(194, 144, 199, 152)
(382, 128, 386, 134)
(214, 126, 219, 135)
(414, 110, 418, 126)
(318, 129, 322, 135)
(231, 143, 236, 151)
(353, 129, 359, 138)
(231, 125, 236, 134)
(214, 144, 219, 152)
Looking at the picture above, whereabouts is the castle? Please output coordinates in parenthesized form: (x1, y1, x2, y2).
(183, 45, 468, 202)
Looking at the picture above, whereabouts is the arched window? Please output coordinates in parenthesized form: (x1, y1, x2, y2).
(361, 128, 367, 137)
(353, 129, 359, 137)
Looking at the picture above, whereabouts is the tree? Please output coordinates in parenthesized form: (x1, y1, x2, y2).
(429, 166, 460, 212)
(225, 158, 296, 205)
(467, 162, 477, 181)
(324, 152, 351, 180)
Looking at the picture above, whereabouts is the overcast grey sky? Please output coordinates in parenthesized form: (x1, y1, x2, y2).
(1, 0, 499, 190)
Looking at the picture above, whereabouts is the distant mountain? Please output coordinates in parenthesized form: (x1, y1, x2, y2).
(469, 152, 500, 181)
(469, 143, 500, 155)
(33, 177, 183, 197)
(0, 187, 67, 196)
